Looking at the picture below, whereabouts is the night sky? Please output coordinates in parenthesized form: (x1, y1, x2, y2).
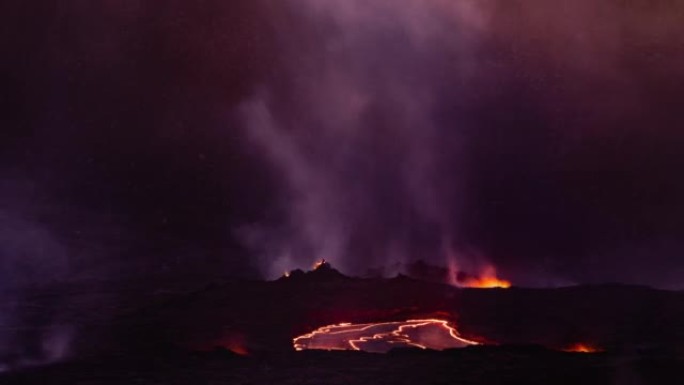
(2, 0, 684, 289)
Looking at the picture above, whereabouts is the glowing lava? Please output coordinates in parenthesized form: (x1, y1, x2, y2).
(461, 269, 511, 288)
(293, 319, 478, 353)
(312, 259, 328, 270)
(563, 343, 602, 353)
(449, 262, 511, 289)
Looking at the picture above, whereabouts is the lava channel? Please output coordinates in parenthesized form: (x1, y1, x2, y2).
(293, 319, 478, 353)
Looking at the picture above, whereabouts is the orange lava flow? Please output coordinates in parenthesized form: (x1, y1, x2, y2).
(293, 319, 478, 353)
(563, 343, 601, 353)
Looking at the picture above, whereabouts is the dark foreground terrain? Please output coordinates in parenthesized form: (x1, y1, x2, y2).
(2, 265, 683, 384)
(2, 346, 681, 385)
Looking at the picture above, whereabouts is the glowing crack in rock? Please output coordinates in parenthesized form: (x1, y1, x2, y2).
(293, 319, 478, 353)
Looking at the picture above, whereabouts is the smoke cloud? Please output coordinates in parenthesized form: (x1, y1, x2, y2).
(0, 180, 73, 369)
(240, 0, 490, 278)
(239, 0, 684, 285)
(1, 4, 684, 362)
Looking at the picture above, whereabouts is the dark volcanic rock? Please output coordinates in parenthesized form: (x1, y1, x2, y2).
(5, 271, 684, 375)
(106, 273, 684, 357)
(2, 347, 682, 385)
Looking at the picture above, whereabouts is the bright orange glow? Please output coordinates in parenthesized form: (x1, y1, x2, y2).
(312, 259, 327, 270)
(563, 343, 601, 353)
(293, 319, 478, 353)
(449, 263, 511, 289)
(461, 265, 511, 288)
(283, 271, 291, 278)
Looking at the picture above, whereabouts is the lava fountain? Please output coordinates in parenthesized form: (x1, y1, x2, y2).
(293, 319, 478, 353)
